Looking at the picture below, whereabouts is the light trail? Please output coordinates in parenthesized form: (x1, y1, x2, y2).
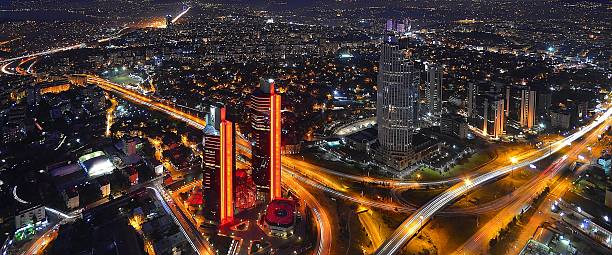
(13, 186, 29, 204)
(26, 58, 38, 74)
(44, 207, 75, 220)
(453, 117, 609, 254)
(1, 61, 15, 75)
(105, 95, 118, 137)
(283, 173, 332, 255)
(283, 167, 414, 213)
(83, 75, 206, 129)
(375, 105, 612, 255)
(0, 43, 85, 65)
(171, 6, 191, 23)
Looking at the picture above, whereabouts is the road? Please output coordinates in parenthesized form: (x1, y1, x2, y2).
(22, 207, 79, 255)
(283, 172, 333, 255)
(84, 75, 207, 129)
(283, 156, 465, 188)
(0, 43, 85, 65)
(374, 105, 612, 255)
(148, 184, 214, 255)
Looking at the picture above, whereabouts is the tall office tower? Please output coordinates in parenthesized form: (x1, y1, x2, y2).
(250, 79, 282, 201)
(375, 27, 420, 170)
(202, 105, 235, 225)
(519, 89, 536, 128)
(425, 63, 443, 118)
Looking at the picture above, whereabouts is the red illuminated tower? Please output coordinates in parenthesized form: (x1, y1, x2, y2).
(250, 78, 282, 201)
(202, 105, 235, 225)
(270, 86, 281, 200)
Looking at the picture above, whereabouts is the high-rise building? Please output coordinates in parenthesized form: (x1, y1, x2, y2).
(468, 82, 506, 139)
(249, 79, 282, 201)
(506, 85, 537, 130)
(519, 89, 536, 129)
(484, 95, 506, 138)
(375, 26, 420, 170)
(202, 105, 235, 225)
(425, 63, 443, 118)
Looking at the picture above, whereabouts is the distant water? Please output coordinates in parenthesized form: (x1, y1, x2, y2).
(0, 10, 93, 22)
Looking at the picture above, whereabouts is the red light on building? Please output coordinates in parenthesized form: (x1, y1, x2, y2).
(220, 108, 234, 225)
(270, 91, 282, 201)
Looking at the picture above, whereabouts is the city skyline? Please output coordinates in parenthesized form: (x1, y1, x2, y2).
(0, 1, 610, 255)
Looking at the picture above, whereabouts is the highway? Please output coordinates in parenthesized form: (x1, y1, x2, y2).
(283, 173, 333, 255)
(0, 44, 85, 65)
(171, 6, 191, 23)
(283, 156, 465, 188)
(283, 167, 414, 213)
(84, 75, 207, 129)
(374, 105, 612, 255)
(453, 117, 612, 254)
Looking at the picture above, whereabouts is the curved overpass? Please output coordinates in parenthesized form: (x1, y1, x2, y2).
(333, 117, 376, 136)
(374, 106, 612, 255)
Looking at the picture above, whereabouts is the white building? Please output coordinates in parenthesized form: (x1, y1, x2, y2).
(375, 31, 420, 170)
(15, 205, 46, 229)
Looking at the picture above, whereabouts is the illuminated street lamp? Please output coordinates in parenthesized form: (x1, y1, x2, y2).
(464, 178, 472, 186)
(510, 157, 518, 164)
(419, 215, 424, 229)
(510, 157, 519, 176)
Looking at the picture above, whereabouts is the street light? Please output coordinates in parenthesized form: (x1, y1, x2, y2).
(464, 178, 472, 186)
(419, 215, 424, 229)
(510, 157, 518, 176)
(510, 157, 518, 164)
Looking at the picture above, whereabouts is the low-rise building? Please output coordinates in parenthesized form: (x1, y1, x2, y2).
(15, 205, 46, 229)
(63, 189, 79, 209)
(262, 199, 297, 238)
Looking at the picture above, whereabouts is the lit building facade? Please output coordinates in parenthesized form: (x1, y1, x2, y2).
(519, 89, 536, 129)
(374, 26, 420, 170)
(468, 81, 506, 139)
(249, 79, 281, 201)
(202, 105, 235, 225)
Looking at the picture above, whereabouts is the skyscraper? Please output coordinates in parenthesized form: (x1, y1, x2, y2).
(202, 105, 235, 225)
(425, 63, 443, 118)
(375, 25, 420, 170)
(250, 79, 281, 201)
